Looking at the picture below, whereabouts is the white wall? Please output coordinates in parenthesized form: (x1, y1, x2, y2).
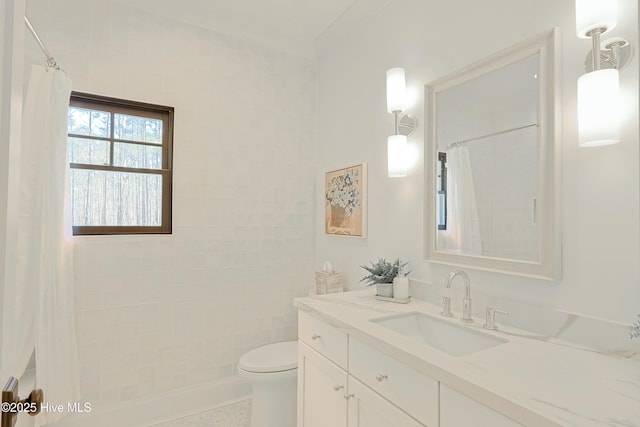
(315, 0, 640, 324)
(25, 0, 316, 409)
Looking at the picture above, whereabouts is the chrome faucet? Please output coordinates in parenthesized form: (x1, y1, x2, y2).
(441, 270, 474, 323)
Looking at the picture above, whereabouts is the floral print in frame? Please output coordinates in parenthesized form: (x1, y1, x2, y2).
(325, 163, 367, 237)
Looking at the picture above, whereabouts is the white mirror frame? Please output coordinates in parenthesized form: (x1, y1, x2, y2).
(424, 28, 561, 280)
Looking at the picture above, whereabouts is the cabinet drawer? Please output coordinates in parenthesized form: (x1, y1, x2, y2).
(349, 338, 438, 427)
(298, 311, 348, 369)
(440, 384, 523, 427)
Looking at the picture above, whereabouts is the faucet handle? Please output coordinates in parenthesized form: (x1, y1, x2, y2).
(484, 307, 509, 330)
(441, 297, 453, 317)
(440, 288, 453, 317)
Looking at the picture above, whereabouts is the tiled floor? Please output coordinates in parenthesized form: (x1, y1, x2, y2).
(150, 399, 251, 427)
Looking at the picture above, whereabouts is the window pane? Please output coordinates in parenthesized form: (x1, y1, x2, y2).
(68, 137, 110, 166)
(113, 113, 163, 144)
(113, 142, 162, 170)
(70, 169, 162, 227)
(68, 107, 111, 137)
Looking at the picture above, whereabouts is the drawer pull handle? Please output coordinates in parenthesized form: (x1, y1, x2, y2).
(333, 385, 344, 391)
(311, 334, 321, 340)
(376, 374, 388, 382)
(344, 393, 354, 400)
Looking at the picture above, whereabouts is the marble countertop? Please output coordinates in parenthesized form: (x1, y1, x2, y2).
(294, 288, 640, 427)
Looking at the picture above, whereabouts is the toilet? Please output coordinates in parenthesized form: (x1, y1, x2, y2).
(238, 341, 298, 427)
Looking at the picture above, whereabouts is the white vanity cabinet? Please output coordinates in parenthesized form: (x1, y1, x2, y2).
(298, 311, 430, 427)
(298, 309, 530, 427)
(297, 339, 425, 427)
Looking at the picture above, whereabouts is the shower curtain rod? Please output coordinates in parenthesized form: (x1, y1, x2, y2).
(24, 15, 59, 70)
(446, 123, 538, 149)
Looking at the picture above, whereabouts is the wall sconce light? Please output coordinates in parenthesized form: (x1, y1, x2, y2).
(576, 0, 632, 147)
(386, 67, 416, 177)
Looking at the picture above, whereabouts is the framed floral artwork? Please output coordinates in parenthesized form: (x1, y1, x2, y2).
(325, 163, 367, 237)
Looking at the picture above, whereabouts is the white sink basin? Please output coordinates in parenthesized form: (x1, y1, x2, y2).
(371, 312, 508, 357)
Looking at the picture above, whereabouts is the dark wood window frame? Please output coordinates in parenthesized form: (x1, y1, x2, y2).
(437, 152, 447, 231)
(69, 92, 173, 235)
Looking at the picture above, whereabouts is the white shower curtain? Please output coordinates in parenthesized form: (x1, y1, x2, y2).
(443, 146, 482, 254)
(1, 65, 80, 426)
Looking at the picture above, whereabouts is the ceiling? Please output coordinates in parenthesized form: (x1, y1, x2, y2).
(112, 0, 359, 58)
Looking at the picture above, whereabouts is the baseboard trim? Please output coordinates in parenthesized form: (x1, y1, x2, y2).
(49, 376, 251, 427)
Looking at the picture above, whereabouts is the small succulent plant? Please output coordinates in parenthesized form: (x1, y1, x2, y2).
(360, 258, 409, 285)
(630, 314, 640, 339)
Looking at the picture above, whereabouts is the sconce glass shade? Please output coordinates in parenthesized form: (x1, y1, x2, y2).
(386, 67, 406, 113)
(575, 0, 617, 38)
(577, 68, 620, 146)
(388, 134, 408, 177)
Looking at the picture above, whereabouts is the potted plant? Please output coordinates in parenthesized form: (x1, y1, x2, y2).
(360, 258, 408, 298)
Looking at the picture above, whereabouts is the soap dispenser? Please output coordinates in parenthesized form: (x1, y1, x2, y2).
(393, 266, 409, 300)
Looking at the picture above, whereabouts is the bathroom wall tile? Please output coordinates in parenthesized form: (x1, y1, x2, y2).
(26, 0, 316, 408)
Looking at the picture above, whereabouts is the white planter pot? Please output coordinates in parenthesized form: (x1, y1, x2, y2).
(375, 283, 393, 298)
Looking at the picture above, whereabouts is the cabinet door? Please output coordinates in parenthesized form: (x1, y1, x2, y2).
(347, 376, 426, 427)
(298, 341, 348, 427)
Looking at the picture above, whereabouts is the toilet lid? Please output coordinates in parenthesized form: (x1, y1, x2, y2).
(238, 341, 298, 373)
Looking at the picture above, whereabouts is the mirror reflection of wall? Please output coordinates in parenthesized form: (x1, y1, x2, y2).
(435, 53, 540, 262)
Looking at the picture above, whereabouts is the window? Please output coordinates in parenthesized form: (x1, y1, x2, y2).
(67, 92, 173, 235)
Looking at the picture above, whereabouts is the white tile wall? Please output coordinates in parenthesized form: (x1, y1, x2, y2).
(25, 0, 316, 407)
(468, 124, 539, 261)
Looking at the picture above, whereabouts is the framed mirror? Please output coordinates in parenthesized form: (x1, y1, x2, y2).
(424, 28, 560, 280)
